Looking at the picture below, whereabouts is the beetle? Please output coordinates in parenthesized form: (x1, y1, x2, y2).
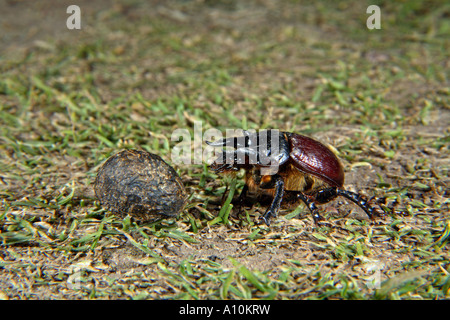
(206, 130, 379, 226)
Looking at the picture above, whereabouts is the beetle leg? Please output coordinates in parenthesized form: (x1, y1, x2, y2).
(210, 150, 239, 172)
(234, 184, 251, 215)
(312, 187, 376, 220)
(335, 189, 375, 220)
(236, 184, 249, 206)
(312, 187, 339, 203)
(261, 175, 284, 226)
(297, 192, 324, 224)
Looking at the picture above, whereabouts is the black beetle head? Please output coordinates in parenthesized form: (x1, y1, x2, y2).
(206, 130, 290, 174)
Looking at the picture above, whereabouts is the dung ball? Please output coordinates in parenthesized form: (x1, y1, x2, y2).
(94, 149, 187, 222)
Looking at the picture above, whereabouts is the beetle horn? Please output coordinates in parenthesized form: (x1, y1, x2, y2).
(206, 136, 247, 149)
(206, 138, 230, 147)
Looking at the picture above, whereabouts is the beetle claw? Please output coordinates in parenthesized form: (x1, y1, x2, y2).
(209, 161, 239, 172)
(312, 213, 325, 224)
(261, 213, 272, 226)
(261, 208, 278, 226)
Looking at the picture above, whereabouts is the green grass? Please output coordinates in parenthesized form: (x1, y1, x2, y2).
(0, 0, 449, 300)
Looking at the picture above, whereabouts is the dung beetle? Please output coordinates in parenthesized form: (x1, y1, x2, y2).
(206, 130, 379, 226)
